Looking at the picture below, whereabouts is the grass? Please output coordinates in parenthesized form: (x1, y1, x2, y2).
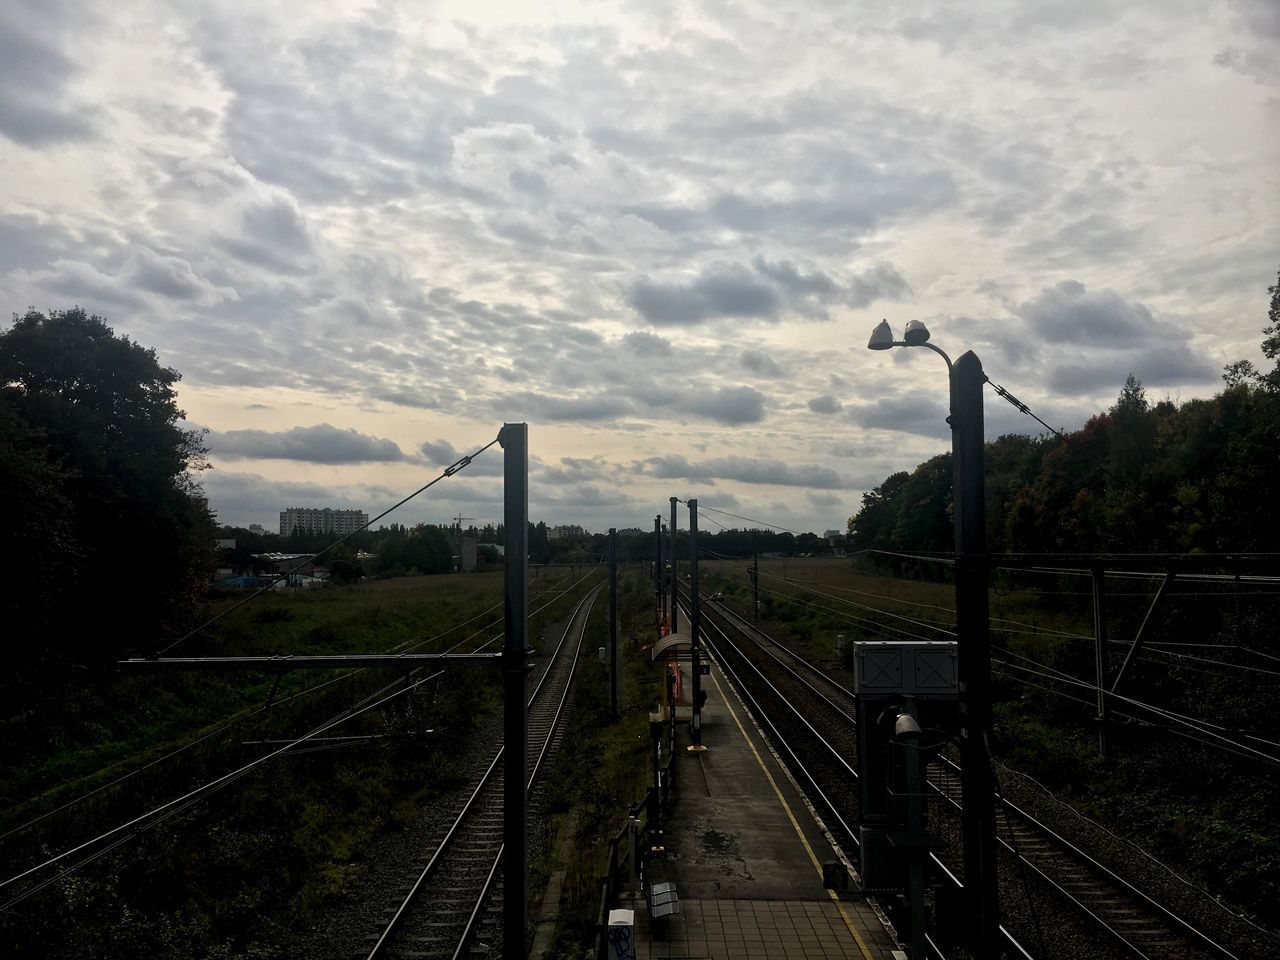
(698, 555, 1280, 920)
(536, 569, 661, 959)
(0, 566, 600, 959)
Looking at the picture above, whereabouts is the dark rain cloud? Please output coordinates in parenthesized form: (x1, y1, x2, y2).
(208, 423, 407, 463)
(807, 395, 843, 414)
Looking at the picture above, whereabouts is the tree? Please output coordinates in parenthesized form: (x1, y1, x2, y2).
(0, 308, 214, 673)
(1260, 266, 1280, 391)
(1222, 359, 1256, 388)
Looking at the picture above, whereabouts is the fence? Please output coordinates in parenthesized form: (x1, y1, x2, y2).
(592, 716, 678, 960)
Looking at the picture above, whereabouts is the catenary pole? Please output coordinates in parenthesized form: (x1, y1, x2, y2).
(752, 552, 760, 620)
(500, 422, 529, 958)
(654, 515, 663, 629)
(688, 498, 706, 751)
(609, 527, 618, 718)
(670, 496, 679, 633)
(1092, 565, 1109, 759)
(950, 354, 999, 959)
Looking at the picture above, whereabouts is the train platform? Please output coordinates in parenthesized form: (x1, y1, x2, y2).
(616, 661, 904, 960)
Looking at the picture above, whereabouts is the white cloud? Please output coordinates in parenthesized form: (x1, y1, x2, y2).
(0, 0, 1274, 535)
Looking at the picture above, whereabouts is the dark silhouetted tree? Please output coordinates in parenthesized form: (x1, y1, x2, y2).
(0, 307, 214, 674)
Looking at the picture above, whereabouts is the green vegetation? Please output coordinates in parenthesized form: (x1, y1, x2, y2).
(0, 567, 595, 959)
(832, 271, 1280, 916)
(848, 269, 1280, 557)
(1, 308, 214, 687)
(536, 570, 661, 959)
(703, 556, 1280, 917)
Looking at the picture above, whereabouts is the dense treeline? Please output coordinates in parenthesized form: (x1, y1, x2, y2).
(849, 270, 1280, 556)
(842, 272, 1280, 917)
(1, 309, 214, 694)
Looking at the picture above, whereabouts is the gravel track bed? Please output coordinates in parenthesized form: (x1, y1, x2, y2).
(992, 763, 1278, 960)
(286, 605, 579, 960)
(696, 595, 1271, 960)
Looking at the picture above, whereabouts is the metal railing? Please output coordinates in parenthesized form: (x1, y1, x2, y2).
(592, 718, 678, 960)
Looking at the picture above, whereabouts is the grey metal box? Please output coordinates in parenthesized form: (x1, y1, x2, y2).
(852, 641, 958, 697)
(649, 881, 680, 918)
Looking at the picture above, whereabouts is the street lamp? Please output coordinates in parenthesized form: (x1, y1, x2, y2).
(867, 319, 1000, 959)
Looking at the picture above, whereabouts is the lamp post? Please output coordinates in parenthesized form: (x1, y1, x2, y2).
(867, 319, 999, 959)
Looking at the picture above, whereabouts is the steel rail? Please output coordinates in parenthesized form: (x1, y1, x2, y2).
(366, 585, 600, 960)
(678, 592, 1032, 959)
(452, 589, 598, 959)
(692, 586, 1245, 960)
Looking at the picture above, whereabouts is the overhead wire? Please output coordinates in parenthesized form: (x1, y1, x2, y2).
(3, 565, 603, 906)
(753, 567, 957, 637)
(693, 503, 804, 535)
(989, 655, 1280, 765)
(4, 566, 581, 844)
(0, 668, 444, 910)
(158, 434, 501, 656)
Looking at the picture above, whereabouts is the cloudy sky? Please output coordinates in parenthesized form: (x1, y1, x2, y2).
(3, 0, 1277, 535)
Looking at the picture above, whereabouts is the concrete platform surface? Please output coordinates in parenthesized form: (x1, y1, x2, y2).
(623, 662, 902, 960)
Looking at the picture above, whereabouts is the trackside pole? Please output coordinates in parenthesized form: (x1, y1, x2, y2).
(688, 498, 706, 752)
(752, 552, 759, 620)
(655, 515, 663, 629)
(501, 422, 529, 958)
(609, 527, 618, 718)
(950, 354, 998, 958)
(670, 496, 679, 634)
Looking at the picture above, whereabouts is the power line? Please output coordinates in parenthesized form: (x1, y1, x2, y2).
(0, 668, 443, 909)
(985, 378, 1064, 438)
(159, 435, 500, 656)
(694, 503, 804, 535)
(754, 568, 957, 637)
(990, 654, 1280, 765)
(4, 569, 578, 843)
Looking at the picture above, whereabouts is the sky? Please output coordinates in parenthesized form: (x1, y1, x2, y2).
(2, 0, 1277, 536)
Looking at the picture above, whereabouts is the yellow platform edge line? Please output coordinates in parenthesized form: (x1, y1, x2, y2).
(708, 668, 878, 960)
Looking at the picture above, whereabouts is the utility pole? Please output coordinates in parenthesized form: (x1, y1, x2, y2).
(950, 352, 999, 959)
(609, 527, 618, 718)
(654, 515, 663, 629)
(688, 498, 706, 752)
(752, 552, 760, 620)
(1092, 565, 1109, 759)
(500, 422, 529, 960)
(670, 497, 679, 634)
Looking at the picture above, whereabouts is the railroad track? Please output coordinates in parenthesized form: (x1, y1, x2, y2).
(678, 586, 1247, 960)
(364, 585, 601, 960)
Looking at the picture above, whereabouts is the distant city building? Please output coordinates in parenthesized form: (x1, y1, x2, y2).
(616, 527, 645, 537)
(549, 524, 587, 539)
(824, 529, 842, 540)
(248, 524, 266, 535)
(279, 507, 369, 538)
